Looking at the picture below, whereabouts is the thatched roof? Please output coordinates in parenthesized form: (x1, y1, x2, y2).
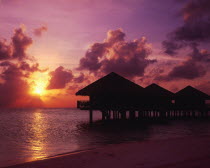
(76, 72, 144, 96)
(144, 83, 174, 97)
(175, 86, 210, 99)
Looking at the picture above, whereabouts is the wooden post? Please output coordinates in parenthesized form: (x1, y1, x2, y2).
(138, 110, 141, 119)
(193, 110, 196, 117)
(89, 109, 93, 124)
(202, 110, 204, 118)
(107, 110, 110, 120)
(129, 110, 135, 120)
(102, 111, 106, 121)
(168, 111, 171, 118)
(117, 111, 120, 119)
(121, 110, 126, 120)
(113, 110, 116, 120)
(112, 110, 115, 119)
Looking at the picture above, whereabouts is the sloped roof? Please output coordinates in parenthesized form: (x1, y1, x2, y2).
(175, 86, 209, 99)
(76, 72, 144, 96)
(144, 83, 174, 97)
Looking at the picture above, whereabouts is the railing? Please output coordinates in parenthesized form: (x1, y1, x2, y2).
(77, 101, 90, 110)
(77, 101, 210, 111)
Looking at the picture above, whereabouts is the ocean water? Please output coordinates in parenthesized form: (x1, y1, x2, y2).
(1, 108, 210, 167)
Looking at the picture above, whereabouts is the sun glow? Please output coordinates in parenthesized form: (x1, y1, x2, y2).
(33, 81, 47, 95)
(30, 72, 50, 96)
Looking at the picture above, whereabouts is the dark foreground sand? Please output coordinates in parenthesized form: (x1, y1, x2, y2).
(6, 136, 210, 168)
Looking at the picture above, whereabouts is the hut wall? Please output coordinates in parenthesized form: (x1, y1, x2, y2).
(142, 97, 173, 109)
(175, 97, 206, 109)
(89, 94, 141, 110)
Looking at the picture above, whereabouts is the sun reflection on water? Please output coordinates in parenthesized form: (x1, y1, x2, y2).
(28, 110, 47, 161)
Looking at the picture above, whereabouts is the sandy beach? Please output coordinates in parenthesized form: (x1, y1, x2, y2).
(6, 136, 210, 168)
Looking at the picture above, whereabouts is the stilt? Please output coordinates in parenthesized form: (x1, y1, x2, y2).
(113, 110, 115, 119)
(102, 111, 106, 121)
(192, 110, 195, 118)
(121, 110, 126, 120)
(129, 110, 135, 119)
(138, 110, 141, 119)
(107, 110, 111, 120)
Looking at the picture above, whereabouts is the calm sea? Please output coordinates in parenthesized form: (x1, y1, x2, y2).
(1, 108, 210, 167)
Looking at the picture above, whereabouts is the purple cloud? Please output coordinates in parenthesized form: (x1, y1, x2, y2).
(0, 26, 44, 107)
(163, 0, 210, 55)
(78, 29, 156, 78)
(33, 25, 48, 37)
(12, 26, 33, 60)
(47, 66, 73, 89)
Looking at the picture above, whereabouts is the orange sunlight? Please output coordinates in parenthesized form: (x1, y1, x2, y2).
(26, 70, 83, 108)
(30, 72, 50, 97)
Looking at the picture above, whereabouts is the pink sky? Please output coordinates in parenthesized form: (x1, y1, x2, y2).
(0, 0, 209, 108)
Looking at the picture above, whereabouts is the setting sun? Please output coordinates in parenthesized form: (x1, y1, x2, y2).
(30, 72, 50, 96)
(33, 83, 46, 95)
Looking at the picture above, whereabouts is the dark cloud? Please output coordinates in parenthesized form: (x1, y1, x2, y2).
(157, 60, 206, 81)
(0, 39, 12, 60)
(172, 21, 210, 42)
(33, 26, 48, 37)
(47, 66, 73, 89)
(12, 26, 33, 60)
(0, 61, 43, 107)
(163, 0, 210, 55)
(162, 40, 185, 56)
(182, 0, 210, 22)
(159, 43, 210, 81)
(19, 61, 44, 78)
(73, 72, 86, 83)
(19, 61, 39, 72)
(174, 0, 210, 42)
(0, 26, 44, 107)
(167, 60, 206, 80)
(189, 43, 210, 62)
(0, 62, 24, 82)
(78, 43, 106, 71)
(160, 0, 210, 81)
(78, 29, 155, 78)
(0, 26, 32, 61)
(165, 43, 210, 80)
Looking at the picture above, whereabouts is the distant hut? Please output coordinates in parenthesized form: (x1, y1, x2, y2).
(76, 72, 144, 122)
(144, 83, 174, 109)
(175, 86, 210, 117)
(142, 83, 174, 118)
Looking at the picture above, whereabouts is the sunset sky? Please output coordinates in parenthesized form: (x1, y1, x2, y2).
(0, 0, 210, 108)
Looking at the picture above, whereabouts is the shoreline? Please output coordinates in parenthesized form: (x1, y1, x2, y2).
(1, 147, 98, 168)
(5, 135, 210, 168)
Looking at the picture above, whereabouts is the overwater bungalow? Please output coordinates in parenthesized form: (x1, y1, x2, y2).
(76, 72, 144, 122)
(141, 83, 174, 118)
(143, 83, 174, 109)
(76, 72, 210, 122)
(175, 86, 210, 117)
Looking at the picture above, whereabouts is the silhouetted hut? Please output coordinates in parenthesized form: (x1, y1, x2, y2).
(140, 83, 174, 118)
(175, 86, 210, 117)
(143, 83, 174, 108)
(76, 72, 144, 122)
